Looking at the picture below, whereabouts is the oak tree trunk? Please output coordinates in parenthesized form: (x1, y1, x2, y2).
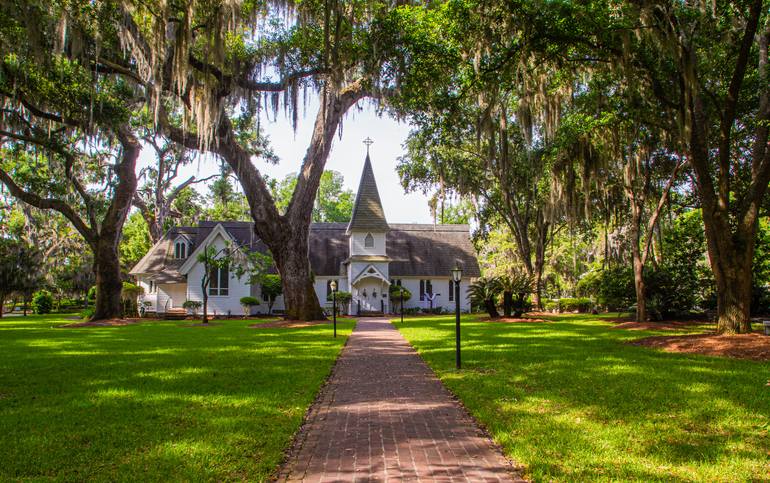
(92, 238, 124, 321)
(702, 209, 755, 334)
(272, 228, 326, 320)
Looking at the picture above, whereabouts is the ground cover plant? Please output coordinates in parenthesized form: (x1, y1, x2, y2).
(396, 313, 770, 481)
(0, 314, 354, 481)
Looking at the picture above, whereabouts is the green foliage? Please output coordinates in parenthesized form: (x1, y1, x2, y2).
(270, 170, 354, 222)
(543, 299, 559, 312)
(120, 282, 143, 301)
(260, 275, 283, 313)
(204, 173, 251, 222)
(660, 210, 713, 313)
(557, 297, 592, 313)
(589, 267, 635, 312)
(0, 238, 43, 304)
(327, 290, 352, 314)
(119, 213, 152, 271)
(389, 284, 412, 302)
(182, 300, 203, 310)
(31, 290, 53, 314)
(492, 272, 533, 316)
(239, 297, 261, 306)
(751, 219, 770, 314)
(468, 277, 501, 318)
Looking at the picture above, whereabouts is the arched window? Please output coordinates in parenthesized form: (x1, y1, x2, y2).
(364, 233, 374, 248)
(174, 241, 187, 259)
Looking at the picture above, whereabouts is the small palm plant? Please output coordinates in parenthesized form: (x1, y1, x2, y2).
(468, 277, 501, 318)
(493, 271, 534, 317)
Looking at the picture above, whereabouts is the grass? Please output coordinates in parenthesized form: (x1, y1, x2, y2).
(0, 314, 353, 481)
(395, 313, 770, 482)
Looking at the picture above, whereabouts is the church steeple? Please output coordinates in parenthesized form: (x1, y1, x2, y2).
(347, 145, 389, 235)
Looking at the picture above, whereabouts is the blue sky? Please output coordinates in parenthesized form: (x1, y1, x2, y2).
(137, 99, 435, 224)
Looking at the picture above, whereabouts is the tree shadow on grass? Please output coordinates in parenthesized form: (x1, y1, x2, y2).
(398, 315, 770, 481)
(0, 315, 354, 481)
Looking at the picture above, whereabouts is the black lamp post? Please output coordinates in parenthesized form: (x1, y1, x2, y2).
(451, 265, 463, 369)
(330, 280, 337, 338)
(400, 287, 404, 323)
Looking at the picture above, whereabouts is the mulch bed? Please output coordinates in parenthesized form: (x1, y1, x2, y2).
(249, 319, 332, 329)
(477, 315, 549, 323)
(630, 332, 770, 361)
(58, 318, 144, 328)
(611, 319, 706, 330)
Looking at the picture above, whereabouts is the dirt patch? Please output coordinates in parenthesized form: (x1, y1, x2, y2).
(249, 319, 331, 329)
(476, 315, 549, 323)
(58, 318, 144, 328)
(630, 332, 770, 361)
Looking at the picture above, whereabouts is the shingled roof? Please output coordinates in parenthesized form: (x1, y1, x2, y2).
(346, 154, 389, 234)
(130, 222, 481, 279)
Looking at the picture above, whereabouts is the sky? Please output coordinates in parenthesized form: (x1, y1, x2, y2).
(136, 98, 435, 224)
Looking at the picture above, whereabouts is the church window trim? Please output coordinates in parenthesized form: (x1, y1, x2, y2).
(173, 235, 191, 259)
(364, 233, 374, 248)
(419, 280, 432, 301)
(209, 264, 230, 296)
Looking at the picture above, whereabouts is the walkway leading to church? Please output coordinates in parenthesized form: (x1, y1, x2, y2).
(278, 318, 521, 482)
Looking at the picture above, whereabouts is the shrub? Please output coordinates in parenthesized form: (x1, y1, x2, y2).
(327, 290, 352, 314)
(468, 277, 501, 318)
(558, 297, 592, 313)
(577, 266, 636, 312)
(80, 307, 95, 320)
(32, 290, 53, 314)
(389, 284, 412, 302)
(543, 299, 559, 312)
(182, 300, 202, 316)
(239, 296, 260, 316)
(121, 282, 143, 316)
(239, 296, 260, 305)
(260, 275, 283, 314)
(423, 306, 444, 315)
(492, 272, 533, 317)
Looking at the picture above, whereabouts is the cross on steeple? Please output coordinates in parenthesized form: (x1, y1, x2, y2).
(363, 137, 374, 154)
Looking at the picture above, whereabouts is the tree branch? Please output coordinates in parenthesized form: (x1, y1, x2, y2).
(0, 165, 95, 244)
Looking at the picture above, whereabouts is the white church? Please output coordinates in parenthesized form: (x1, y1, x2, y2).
(130, 152, 480, 316)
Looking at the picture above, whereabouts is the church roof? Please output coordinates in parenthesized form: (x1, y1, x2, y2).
(347, 154, 389, 234)
(131, 222, 480, 279)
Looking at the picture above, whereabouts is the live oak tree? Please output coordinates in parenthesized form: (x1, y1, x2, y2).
(614, 0, 770, 332)
(132, 134, 216, 243)
(114, 0, 422, 320)
(0, 238, 42, 317)
(0, 0, 144, 320)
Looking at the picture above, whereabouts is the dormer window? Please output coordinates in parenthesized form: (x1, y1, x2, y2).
(174, 241, 188, 259)
(364, 233, 374, 248)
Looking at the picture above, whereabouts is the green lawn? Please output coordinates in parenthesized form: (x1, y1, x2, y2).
(0, 315, 353, 481)
(396, 314, 770, 482)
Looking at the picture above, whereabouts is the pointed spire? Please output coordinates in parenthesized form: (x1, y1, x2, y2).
(347, 151, 389, 234)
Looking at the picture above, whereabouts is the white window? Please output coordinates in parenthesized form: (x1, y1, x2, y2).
(174, 241, 187, 259)
(209, 265, 229, 296)
(364, 233, 374, 248)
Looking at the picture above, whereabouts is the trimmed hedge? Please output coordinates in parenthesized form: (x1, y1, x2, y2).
(557, 297, 593, 313)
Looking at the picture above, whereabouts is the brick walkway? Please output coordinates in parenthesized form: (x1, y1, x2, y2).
(279, 318, 521, 482)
